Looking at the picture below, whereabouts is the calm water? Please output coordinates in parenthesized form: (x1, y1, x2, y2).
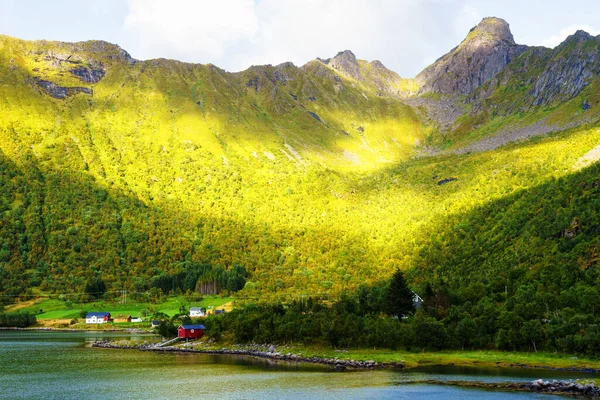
(0, 331, 587, 399)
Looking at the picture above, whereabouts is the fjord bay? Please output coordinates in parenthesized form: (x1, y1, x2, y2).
(0, 331, 574, 399)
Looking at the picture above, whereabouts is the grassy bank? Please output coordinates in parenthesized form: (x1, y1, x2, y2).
(288, 347, 600, 371)
(169, 341, 600, 372)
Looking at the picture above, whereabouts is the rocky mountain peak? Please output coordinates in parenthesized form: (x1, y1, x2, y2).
(559, 30, 593, 47)
(332, 49, 357, 63)
(318, 50, 362, 80)
(416, 17, 527, 95)
(467, 17, 515, 45)
(370, 60, 387, 69)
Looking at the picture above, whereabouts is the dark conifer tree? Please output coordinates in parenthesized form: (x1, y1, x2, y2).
(385, 269, 415, 318)
(84, 277, 106, 300)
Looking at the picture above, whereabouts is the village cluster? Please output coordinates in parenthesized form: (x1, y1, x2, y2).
(84, 307, 226, 339)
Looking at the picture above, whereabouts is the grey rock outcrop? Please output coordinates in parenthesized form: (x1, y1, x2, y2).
(242, 63, 298, 92)
(530, 30, 600, 106)
(35, 79, 92, 99)
(416, 17, 528, 95)
(318, 50, 362, 80)
(465, 29, 600, 113)
(526, 379, 599, 396)
(70, 65, 105, 83)
(83, 40, 136, 64)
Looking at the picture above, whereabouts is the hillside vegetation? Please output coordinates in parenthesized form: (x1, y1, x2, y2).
(0, 15, 599, 329)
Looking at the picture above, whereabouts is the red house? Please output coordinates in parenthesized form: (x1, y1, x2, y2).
(178, 324, 206, 339)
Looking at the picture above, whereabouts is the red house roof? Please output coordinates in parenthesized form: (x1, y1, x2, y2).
(180, 324, 206, 330)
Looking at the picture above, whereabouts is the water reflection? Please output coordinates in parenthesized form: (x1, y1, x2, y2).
(0, 331, 577, 399)
(400, 364, 598, 383)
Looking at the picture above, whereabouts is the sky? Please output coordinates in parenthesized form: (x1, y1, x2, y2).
(1, 0, 599, 77)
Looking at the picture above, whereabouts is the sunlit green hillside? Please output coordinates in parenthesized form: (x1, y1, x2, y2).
(0, 33, 599, 307)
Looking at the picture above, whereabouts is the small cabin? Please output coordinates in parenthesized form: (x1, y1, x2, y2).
(131, 317, 142, 323)
(178, 324, 206, 339)
(114, 315, 132, 323)
(189, 307, 205, 317)
(213, 309, 225, 315)
(85, 312, 111, 324)
(151, 320, 162, 328)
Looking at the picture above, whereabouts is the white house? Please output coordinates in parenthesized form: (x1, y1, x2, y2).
(85, 312, 111, 324)
(131, 317, 142, 323)
(189, 307, 206, 317)
(412, 291, 424, 309)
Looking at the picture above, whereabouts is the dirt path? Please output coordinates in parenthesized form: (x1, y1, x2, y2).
(5, 298, 43, 312)
(36, 319, 72, 327)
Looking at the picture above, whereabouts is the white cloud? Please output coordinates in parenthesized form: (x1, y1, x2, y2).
(124, 0, 259, 61)
(6, 0, 600, 77)
(452, 4, 482, 38)
(245, 0, 386, 69)
(121, 0, 475, 76)
(248, 0, 445, 74)
(541, 25, 600, 48)
(246, 0, 474, 76)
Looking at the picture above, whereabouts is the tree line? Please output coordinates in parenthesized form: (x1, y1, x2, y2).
(0, 312, 36, 328)
(198, 263, 600, 356)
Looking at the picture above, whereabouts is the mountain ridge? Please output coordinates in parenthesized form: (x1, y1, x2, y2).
(3, 17, 595, 86)
(6, 15, 599, 156)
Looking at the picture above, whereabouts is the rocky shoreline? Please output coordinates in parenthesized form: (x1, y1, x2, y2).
(430, 379, 600, 397)
(91, 341, 400, 371)
(526, 379, 600, 396)
(92, 340, 600, 396)
(92, 340, 600, 375)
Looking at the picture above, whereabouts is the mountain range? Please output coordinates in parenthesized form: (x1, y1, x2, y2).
(0, 17, 598, 304)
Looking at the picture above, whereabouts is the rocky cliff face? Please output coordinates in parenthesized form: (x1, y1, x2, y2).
(465, 29, 600, 113)
(416, 17, 528, 95)
(529, 31, 600, 107)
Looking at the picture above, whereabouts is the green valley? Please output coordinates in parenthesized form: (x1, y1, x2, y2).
(1, 16, 599, 355)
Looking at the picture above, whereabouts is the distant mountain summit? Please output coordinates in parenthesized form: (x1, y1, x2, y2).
(318, 50, 362, 80)
(416, 17, 528, 95)
(316, 49, 416, 96)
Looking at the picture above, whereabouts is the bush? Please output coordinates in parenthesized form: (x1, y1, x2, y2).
(154, 320, 177, 339)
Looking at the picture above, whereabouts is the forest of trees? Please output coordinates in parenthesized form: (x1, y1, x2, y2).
(151, 262, 248, 295)
(202, 266, 600, 355)
(0, 312, 36, 328)
(1, 132, 597, 306)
